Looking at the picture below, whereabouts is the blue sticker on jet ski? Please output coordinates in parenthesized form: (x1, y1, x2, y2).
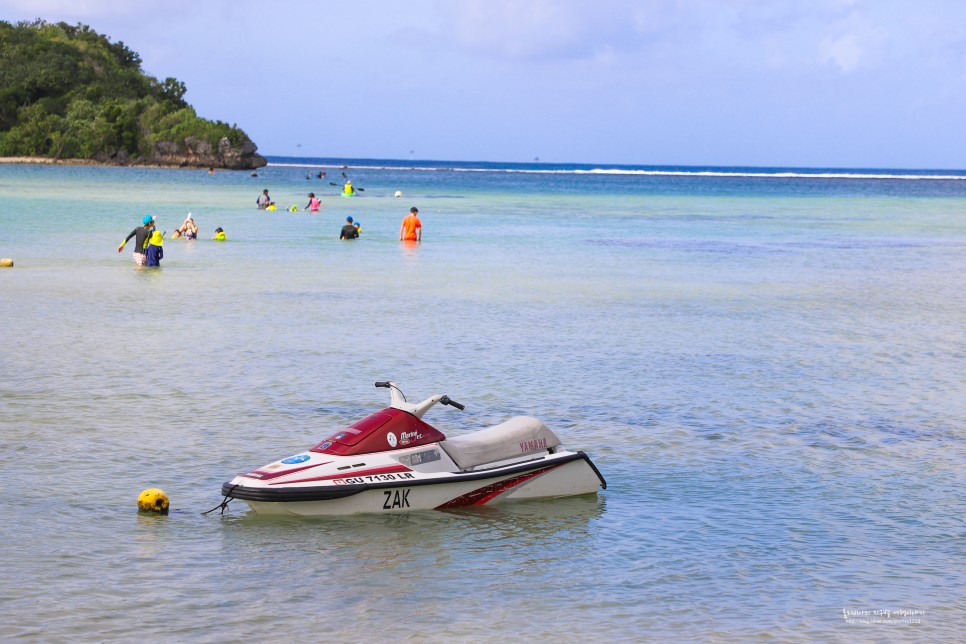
(319, 443, 332, 450)
(281, 455, 310, 464)
(335, 433, 346, 439)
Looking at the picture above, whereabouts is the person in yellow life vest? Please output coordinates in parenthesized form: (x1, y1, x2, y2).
(213, 227, 227, 241)
(145, 230, 164, 266)
(343, 181, 355, 196)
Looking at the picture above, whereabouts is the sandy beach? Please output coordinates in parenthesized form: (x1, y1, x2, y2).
(0, 156, 150, 167)
(0, 156, 93, 164)
(0, 156, 226, 169)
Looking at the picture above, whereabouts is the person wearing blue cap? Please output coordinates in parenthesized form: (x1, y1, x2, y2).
(340, 216, 359, 240)
(118, 215, 156, 265)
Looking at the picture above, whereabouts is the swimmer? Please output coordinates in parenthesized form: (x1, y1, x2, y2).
(340, 216, 359, 240)
(145, 230, 164, 266)
(118, 215, 156, 266)
(213, 227, 227, 241)
(305, 193, 321, 212)
(179, 214, 198, 239)
(399, 207, 421, 242)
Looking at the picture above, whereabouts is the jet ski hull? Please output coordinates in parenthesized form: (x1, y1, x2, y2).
(223, 451, 605, 516)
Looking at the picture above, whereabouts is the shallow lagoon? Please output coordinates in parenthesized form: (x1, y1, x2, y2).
(1, 160, 963, 641)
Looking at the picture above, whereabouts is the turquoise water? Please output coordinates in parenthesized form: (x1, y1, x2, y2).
(1, 159, 964, 641)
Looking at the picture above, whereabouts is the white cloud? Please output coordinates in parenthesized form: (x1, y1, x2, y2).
(820, 33, 864, 72)
(2, 0, 156, 19)
(818, 10, 889, 73)
(434, 0, 674, 61)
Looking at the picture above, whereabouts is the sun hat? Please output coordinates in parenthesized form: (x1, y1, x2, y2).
(150, 230, 163, 245)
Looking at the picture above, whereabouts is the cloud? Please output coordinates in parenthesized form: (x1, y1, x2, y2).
(431, 0, 907, 77)
(433, 0, 677, 61)
(818, 10, 889, 73)
(1, 0, 159, 19)
(820, 33, 865, 72)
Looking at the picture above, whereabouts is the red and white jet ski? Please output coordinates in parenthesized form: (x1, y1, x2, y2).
(221, 382, 606, 516)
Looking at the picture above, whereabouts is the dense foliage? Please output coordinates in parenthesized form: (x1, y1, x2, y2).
(0, 20, 254, 161)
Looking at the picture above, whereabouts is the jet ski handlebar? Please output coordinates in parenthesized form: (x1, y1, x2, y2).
(376, 381, 465, 418)
(439, 395, 465, 410)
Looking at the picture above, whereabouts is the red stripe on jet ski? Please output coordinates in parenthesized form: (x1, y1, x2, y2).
(269, 464, 412, 485)
(434, 464, 561, 509)
(242, 462, 332, 481)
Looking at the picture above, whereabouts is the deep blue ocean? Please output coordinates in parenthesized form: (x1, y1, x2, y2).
(1, 156, 963, 642)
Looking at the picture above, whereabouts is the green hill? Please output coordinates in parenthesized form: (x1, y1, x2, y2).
(0, 20, 266, 169)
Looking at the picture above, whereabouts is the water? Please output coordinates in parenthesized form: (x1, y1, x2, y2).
(1, 158, 964, 642)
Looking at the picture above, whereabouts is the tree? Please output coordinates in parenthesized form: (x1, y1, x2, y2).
(0, 19, 261, 165)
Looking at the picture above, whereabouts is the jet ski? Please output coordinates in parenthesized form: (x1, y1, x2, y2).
(221, 382, 606, 516)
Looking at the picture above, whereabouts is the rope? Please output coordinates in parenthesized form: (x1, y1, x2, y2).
(201, 485, 238, 515)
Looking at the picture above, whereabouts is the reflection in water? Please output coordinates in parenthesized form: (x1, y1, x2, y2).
(133, 264, 165, 279)
(438, 494, 606, 542)
(215, 495, 606, 588)
(400, 239, 420, 257)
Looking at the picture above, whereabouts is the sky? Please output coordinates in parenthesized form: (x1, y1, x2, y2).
(2, 0, 966, 168)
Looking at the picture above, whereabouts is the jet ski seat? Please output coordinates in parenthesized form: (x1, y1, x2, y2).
(440, 416, 561, 471)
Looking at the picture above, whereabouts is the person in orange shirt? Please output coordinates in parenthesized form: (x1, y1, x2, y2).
(399, 207, 422, 242)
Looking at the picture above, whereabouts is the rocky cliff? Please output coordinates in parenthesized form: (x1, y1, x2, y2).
(92, 136, 267, 169)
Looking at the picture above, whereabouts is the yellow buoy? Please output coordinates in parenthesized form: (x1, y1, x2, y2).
(0, 258, 13, 267)
(137, 488, 170, 515)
